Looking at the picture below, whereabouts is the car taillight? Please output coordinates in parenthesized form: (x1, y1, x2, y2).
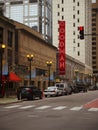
(51, 90, 55, 92)
(27, 88, 32, 92)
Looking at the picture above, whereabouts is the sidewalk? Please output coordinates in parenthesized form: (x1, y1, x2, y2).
(0, 96, 21, 105)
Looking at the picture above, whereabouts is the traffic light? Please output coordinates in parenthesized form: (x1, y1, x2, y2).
(79, 26, 84, 40)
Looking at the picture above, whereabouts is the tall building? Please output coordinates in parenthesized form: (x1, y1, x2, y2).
(52, 0, 92, 74)
(0, 0, 52, 43)
(92, 0, 98, 75)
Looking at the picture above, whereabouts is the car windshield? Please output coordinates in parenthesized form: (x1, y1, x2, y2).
(47, 86, 57, 90)
(56, 84, 64, 88)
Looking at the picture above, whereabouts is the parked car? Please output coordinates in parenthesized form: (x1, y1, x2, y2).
(88, 85, 98, 91)
(17, 86, 43, 100)
(44, 86, 62, 97)
(55, 82, 72, 95)
(74, 81, 87, 92)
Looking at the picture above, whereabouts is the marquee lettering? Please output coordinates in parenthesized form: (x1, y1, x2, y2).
(58, 21, 66, 75)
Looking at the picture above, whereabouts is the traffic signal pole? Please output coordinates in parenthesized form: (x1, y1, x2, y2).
(78, 26, 98, 40)
(84, 33, 98, 36)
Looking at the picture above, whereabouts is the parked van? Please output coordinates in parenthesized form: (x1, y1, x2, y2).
(55, 82, 72, 95)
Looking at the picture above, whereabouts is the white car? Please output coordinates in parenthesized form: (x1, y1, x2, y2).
(55, 82, 72, 95)
(44, 86, 62, 97)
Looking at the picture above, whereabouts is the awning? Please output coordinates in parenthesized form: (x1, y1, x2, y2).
(9, 72, 21, 82)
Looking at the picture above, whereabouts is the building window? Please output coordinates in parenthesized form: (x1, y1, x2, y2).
(92, 56, 96, 59)
(73, 15, 75, 19)
(58, 12, 60, 16)
(73, 39, 75, 43)
(73, 31, 75, 35)
(0, 27, 3, 43)
(73, 23, 75, 27)
(77, 18, 79, 22)
(93, 66, 96, 69)
(29, 0, 37, 3)
(62, 8, 64, 12)
(92, 42, 96, 45)
(62, 0, 64, 4)
(92, 47, 96, 50)
(77, 2, 79, 6)
(36, 68, 46, 76)
(77, 35, 80, 39)
(73, 0, 75, 2)
(92, 8, 97, 12)
(92, 14, 96, 17)
(8, 31, 13, 47)
(92, 28, 96, 31)
(78, 51, 80, 56)
(58, 4, 60, 8)
(10, 1, 23, 5)
(92, 37, 96, 41)
(62, 16, 64, 20)
(77, 43, 80, 47)
(92, 18, 96, 22)
(92, 23, 96, 26)
(77, 10, 79, 14)
(92, 61, 96, 64)
(92, 51, 96, 55)
(8, 49, 12, 66)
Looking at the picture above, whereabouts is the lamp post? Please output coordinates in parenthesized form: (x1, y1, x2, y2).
(0, 44, 6, 85)
(27, 54, 33, 85)
(74, 69, 79, 82)
(46, 61, 52, 86)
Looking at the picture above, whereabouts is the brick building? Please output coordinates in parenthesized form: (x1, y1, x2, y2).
(14, 21, 57, 90)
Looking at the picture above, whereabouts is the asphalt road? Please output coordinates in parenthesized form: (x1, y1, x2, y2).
(0, 90, 98, 130)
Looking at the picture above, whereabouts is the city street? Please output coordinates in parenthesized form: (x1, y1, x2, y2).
(0, 90, 98, 130)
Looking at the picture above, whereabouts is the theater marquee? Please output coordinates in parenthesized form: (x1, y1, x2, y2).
(58, 21, 66, 75)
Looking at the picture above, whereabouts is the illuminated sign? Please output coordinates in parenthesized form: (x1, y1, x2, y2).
(58, 21, 66, 75)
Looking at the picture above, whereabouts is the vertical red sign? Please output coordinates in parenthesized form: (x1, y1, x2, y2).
(58, 21, 66, 75)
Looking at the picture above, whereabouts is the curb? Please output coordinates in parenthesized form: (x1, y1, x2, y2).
(0, 99, 23, 105)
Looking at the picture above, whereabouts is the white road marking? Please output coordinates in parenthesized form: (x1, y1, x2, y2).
(19, 105, 35, 109)
(53, 106, 67, 110)
(28, 115, 38, 118)
(4, 105, 21, 109)
(88, 108, 98, 112)
(3, 104, 98, 113)
(70, 106, 83, 111)
(35, 105, 51, 110)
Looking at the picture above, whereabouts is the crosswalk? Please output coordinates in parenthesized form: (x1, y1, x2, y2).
(2, 104, 98, 112)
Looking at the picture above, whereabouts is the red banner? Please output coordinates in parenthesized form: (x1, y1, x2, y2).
(58, 21, 66, 75)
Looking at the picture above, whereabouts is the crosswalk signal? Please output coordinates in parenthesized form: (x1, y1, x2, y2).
(79, 26, 84, 40)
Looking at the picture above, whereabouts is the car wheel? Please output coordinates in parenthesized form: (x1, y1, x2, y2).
(39, 94, 43, 99)
(56, 92, 59, 96)
(32, 95, 35, 100)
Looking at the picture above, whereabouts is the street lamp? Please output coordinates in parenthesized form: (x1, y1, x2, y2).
(46, 61, 52, 86)
(74, 69, 79, 82)
(27, 54, 33, 85)
(0, 44, 6, 84)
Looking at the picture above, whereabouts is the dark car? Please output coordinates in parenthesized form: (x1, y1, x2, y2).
(17, 86, 43, 100)
(74, 81, 87, 93)
(89, 85, 98, 91)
